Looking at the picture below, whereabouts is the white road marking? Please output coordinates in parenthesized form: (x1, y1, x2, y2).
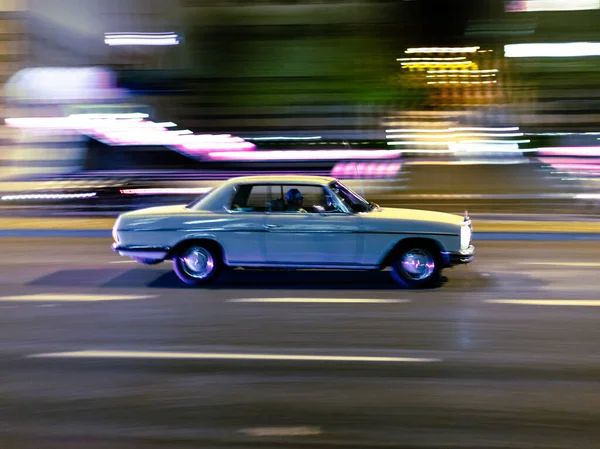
(240, 426, 322, 437)
(228, 298, 408, 304)
(27, 350, 442, 363)
(519, 262, 600, 267)
(109, 260, 138, 264)
(485, 299, 600, 306)
(0, 294, 157, 302)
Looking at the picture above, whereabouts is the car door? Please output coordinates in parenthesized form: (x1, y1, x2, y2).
(215, 183, 268, 265)
(264, 184, 362, 266)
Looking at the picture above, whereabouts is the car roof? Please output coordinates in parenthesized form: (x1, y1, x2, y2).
(224, 175, 337, 185)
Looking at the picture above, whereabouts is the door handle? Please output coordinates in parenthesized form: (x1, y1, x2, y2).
(264, 224, 281, 229)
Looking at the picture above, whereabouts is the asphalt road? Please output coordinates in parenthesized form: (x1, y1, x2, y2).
(1, 237, 600, 449)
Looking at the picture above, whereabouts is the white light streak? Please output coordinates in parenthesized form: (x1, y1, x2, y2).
(406, 46, 480, 54)
(1, 193, 97, 201)
(396, 57, 467, 61)
(120, 188, 212, 195)
(28, 350, 443, 363)
(485, 299, 600, 306)
(106, 38, 179, 46)
(401, 61, 474, 66)
(506, 0, 600, 13)
(243, 136, 322, 141)
(426, 74, 496, 78)
(427, 80, 497, 85)
(505, 42, 600, 58)
(427, 69, 498, 74)
(386, 127, 520, 133)
(386, 141, 450, 146)
(459, 139, 530, 144)
(385, 133, 524, 139)
(0, 294, 155, 302)
(104, 32, 179, 46)
(68, 113, 149, 119)
(228, 298, 409, 304)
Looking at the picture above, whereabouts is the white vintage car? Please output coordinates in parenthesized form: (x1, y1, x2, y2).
(112, 175, 474, 288)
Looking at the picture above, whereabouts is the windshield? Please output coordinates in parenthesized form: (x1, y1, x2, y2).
(329, 181, 372, 213)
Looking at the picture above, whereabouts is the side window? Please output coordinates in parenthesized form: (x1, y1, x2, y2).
(230, 184, 270, 212)
(273, 184, 335, 213)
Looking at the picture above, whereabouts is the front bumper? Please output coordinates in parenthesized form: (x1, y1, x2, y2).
(442, 245, 475, 266)
(112, 243, 170, 261)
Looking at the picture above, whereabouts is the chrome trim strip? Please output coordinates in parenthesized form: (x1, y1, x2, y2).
(112, 244, 170, 260)
(118, 228, 457, 236)
(226, 262, 380, 270)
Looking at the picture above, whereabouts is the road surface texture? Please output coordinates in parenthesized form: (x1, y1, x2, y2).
(0, 237, 599, 449)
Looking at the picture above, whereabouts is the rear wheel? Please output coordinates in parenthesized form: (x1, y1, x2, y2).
(390, 246, 441, 289)
(172, 243, 222, 285)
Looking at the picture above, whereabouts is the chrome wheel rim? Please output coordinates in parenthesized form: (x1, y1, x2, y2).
(180, 247, 214, 279)
(399, 249, 435, 281)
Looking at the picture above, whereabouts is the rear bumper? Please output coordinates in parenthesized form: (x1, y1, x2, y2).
(442, 245, 475, 267)
(112, 243, 170, 261)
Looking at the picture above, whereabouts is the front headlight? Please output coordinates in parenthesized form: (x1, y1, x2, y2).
(112, 216, 122, 244)
(460, 224, 472, 249)
(112, 226, 120, 244)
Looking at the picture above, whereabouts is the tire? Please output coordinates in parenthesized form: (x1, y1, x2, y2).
(390, 246, 441, 289)
(172, 243, 222, 286)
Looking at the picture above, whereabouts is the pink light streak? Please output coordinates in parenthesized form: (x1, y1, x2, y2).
(538, 157, 600, 172)
(207, 150, 402, 161)
(537, 146, 600, 157)
(120, 188, 212, 195)
(331, 162, 402, 178)
(5, 115, 256, 154)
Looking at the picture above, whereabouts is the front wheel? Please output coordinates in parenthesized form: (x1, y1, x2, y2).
(390, 247, 441, 289)
(172, 244, 222, 285)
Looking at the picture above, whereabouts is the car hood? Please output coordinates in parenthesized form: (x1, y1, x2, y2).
(374, 207, 465, 226)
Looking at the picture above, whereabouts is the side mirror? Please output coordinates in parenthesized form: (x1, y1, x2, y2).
(313, 205, 327, 216)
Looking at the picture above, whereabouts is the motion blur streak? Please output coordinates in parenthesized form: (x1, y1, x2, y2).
(0, 294, 156, 302)
(28, 350, 442, 364)
(5, 115, 256, 156)
(505, 42, 600, 57)
(537, 146, 600, 156)
(120, 188, 212, 195)
(506, 0, 600, 12)
(1, 193, 97, 201)
(207, 149, 402, 160)
(104, 32, 179, 46)
(406, 46, 480, 53)
(386, 127, 518, 133)
(485, 299, 600, 306)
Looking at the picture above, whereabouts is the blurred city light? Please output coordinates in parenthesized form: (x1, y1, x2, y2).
(506, 0, 599, 12)
(120, 188, 212, 195)
(505, 42, 600, 57)
(396, 57, 467, 61)
(1, 193, 97, 201)
(207, 150, 402, 161)
(331, 162, 401, 179)
(244, 136, 322, 141)
(6, 115, 256, 157)
(405, 47, 480, 53)
(104, 32, 179, 46)
(537, 146, 600, 156)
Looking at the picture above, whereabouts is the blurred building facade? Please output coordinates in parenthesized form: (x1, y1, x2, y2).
(1, 0, 599, 179)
